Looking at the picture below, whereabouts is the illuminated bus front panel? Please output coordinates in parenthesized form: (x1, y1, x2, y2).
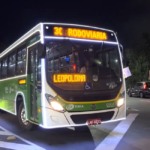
(44, 24, 117, 42)
(45, 40, 122, 102)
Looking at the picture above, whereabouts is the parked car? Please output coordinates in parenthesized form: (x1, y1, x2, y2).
(127, 81, 150, 98)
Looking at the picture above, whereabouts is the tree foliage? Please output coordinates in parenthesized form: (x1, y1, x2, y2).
(126, 32, 150, 87)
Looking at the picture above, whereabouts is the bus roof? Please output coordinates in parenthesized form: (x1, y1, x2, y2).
(0, 22, 117, 58)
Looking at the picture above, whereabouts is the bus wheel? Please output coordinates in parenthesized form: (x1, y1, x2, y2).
(18, 102, 34, 130)
(0, 109, 5, 113)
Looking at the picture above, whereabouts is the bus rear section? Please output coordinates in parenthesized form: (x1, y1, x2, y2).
(39, 38, 126, 128)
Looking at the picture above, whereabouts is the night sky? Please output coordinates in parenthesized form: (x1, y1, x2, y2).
(0, 0, 150, 51)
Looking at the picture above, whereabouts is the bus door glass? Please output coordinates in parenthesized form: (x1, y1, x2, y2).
(28, 44, 41, 121)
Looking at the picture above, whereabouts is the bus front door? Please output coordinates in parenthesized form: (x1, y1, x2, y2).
(28, 45, 41, 122)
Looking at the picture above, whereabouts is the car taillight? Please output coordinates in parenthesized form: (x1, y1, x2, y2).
(143, 83, 147, 89)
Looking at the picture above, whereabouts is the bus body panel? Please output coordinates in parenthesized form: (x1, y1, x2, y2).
(0, 22, 126, 129)
(40, 59, 126, 128)
(0, 77, 27, 114)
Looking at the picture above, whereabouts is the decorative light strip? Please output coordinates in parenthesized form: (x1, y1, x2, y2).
(44, 36, 118, 45)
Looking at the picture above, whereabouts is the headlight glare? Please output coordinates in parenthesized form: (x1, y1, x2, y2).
(117, 98, 124, 107)
(50, 100, 64, 111)
(45, 94, 64, 112)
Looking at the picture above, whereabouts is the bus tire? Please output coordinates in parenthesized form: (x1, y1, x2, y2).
(0, 109, 6, 113)
(18, 102, 34, 130)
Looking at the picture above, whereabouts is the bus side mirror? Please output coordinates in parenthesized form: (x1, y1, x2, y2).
(119, 44, 123, 58)
(119, 44, 129, 67)
(119, 44, 132, 78)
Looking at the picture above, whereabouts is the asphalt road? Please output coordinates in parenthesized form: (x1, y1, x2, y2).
(0, 95, 150, 150)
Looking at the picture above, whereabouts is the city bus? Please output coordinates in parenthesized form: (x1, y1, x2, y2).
(0, 23, 126, 130)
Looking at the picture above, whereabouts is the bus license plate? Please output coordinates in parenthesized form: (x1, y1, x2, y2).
(87, 118, 101, 125)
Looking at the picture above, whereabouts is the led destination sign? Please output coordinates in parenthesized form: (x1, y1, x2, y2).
(53, 74, 86, 83)
(53, 27, 108, 41)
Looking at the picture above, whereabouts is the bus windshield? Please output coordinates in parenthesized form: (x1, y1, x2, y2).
(46, 40, 122, 101)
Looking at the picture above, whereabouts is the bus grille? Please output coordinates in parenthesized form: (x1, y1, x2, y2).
(71, 111, 114, 124)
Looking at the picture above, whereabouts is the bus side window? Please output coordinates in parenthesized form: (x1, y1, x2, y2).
(1, 58, 8, 78)
(0, 61, 1, 78)
(37, 50, 41, 86)
(8, 53, 16, 77)
(16, 48, 26, 75)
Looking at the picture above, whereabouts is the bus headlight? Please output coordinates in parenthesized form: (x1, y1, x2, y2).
(50, 100, 64, 112)
(45, 94, 64, 112)
(117, 98, 124, 107)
